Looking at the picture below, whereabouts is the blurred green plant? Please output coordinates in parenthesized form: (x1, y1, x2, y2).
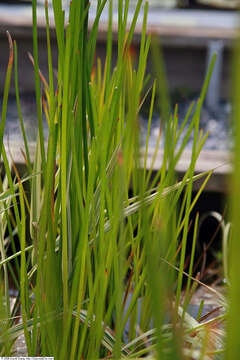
(0, 0, 228, 359)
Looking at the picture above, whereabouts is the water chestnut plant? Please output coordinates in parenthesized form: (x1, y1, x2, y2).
(0, 0, 233, 359)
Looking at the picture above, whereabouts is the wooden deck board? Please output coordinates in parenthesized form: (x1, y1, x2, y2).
(141, 148, 231, 192)
(2, 140, 231, 192)
(0, 5, 239, 44)
(143, 148, 231, 174)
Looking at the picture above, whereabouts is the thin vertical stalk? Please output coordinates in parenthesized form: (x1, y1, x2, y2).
(61, 23, 71, 326)
(226, 31, 240, 360)
(0, 32, 13, 161)
(32, 0, 46, 170)
(19, 182, 32, 353)
(14, 42, 32, 171)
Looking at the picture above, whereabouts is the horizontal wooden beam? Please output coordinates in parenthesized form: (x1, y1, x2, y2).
(0, 5, 239, 45)
(141, 148, 231, 192)
(3, 140, 232, 192)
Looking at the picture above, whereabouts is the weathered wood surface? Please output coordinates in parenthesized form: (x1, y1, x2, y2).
(3, 141, 231, 191)
(4, 134, 226, 192)
(6, 141, 231, 175)
(197, 0, 240, 9)
(144, 148, 231, 174)
(142, 148, 231, 192)
(0, 5, 238, 44)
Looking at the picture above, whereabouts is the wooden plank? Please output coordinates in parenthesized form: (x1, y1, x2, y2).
(143, 148, 231, 174)
(6, 140, 231, 174)
(4, 141, 36, 164)
(0, 5, 238, 45)
(3, 141, 232, 192)
(142, 148, 231, 192)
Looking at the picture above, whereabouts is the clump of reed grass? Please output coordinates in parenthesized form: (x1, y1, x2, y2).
(0, 0, 232, 359)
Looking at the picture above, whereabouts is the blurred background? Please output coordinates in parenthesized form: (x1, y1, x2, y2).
(0, 0, 236, 187)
